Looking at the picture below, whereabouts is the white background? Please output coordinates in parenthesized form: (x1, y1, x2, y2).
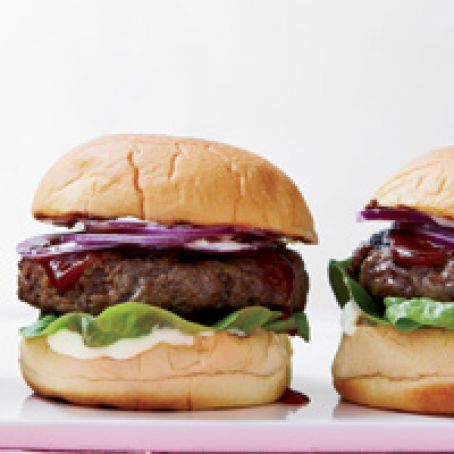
(2, 0, 454, 325)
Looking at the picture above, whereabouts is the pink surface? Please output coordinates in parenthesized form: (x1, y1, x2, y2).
(2, 420, 454, 452)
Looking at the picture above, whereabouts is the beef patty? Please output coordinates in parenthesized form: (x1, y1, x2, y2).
(18, 248, 308, 322)
(351, 230, 454, 301)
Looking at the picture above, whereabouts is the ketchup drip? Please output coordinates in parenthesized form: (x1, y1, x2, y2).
(278, 388, 310, 406)
(389, 230, 448, 268)
(34, 254, 90, 294)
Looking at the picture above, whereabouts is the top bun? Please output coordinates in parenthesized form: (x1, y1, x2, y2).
(32, 135, 317, 242)
(372, 146, 454, 219)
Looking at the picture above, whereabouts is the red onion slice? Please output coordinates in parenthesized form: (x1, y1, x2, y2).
(17, 234, 58, 256)
(357, 208, 435, 224)
(411, 224, 454, 250)
(358, 207, 454, 232)
(17, 219, 285, 259)
(17, 231, 278, 258)
(430, 216, 454, 229)
(16, 234, 109, 258)
(355, 208, 454, 251)
(82, 219, 242, 237)
(66, 233, 188, 246)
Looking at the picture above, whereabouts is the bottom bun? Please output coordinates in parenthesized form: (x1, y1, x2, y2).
(20, 330, 291, 410)
(333, 325, 454, 414)
(334, 376, 454, 414)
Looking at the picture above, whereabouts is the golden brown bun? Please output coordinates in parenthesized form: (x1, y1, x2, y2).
(335, 376, 454, 415)
(372, 146, 454, 219)
(32, 135, 317, 242)
(333, 325, 454, 414)
(20, 330, 291, 410)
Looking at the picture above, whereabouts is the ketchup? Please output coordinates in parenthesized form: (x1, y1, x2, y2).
(278, 388, 310, 406)
(257, 251, 294, 302)
(389, 230, 447, 268)
(34, 254, 90, 294)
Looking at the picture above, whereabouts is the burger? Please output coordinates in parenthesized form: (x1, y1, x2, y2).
(330, 146, 454, 414)
(17, 134, 317, 410)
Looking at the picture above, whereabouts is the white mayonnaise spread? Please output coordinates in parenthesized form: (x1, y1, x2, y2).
(47, 327, 213, 360)
(340, 300, 362, 336)
(186, 238, 251, 252)
(226, 328, 247, 337)
(116, 216, 149, 222)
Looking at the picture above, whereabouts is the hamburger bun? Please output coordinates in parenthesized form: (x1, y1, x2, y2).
(32, 134, 317, 243)
(332, 325, 454, 414)
(20, 330, 291, 410)
(372, 146, 454, 219)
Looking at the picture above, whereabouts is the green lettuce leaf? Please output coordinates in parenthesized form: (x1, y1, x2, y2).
(20, 303, 310, 347)
(328, 259, 384, 322)
(384, 297, 454, 332)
